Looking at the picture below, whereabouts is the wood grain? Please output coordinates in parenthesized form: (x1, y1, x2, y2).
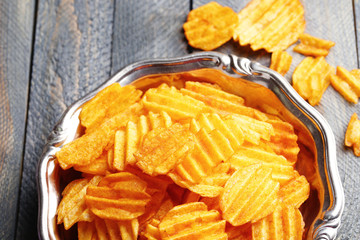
(16, 0, 114, 239)
(355, 0, 360, 66)
(111, 0, 191, 74)
(0, 0, 35, 239)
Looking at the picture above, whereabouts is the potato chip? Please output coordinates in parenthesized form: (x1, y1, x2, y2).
(85, 172, 151, 221)
(220, 164, 280, 226)
(252, 204, 304, 240)
(226, 223, 252, 240)
(78, 221, 96, 240)
(57, 176, 102, 230)
(141, 218, 161, 240)
(292, 56, 335, 106)
(158, 202, 227, 240)
(183, 2, 238, 50)
(233, 0, 305, 52)
(74, 151, 110, 176)
(266, 119, 300, 164)
(279, 175, 310, 208)
(230, 147, 295, 185)
(345, 113, 360, 156)
(79, 83, 142, 132)
(294, 33, 335, 57)
(269, 50, 292, 76)
(142, 83, 206, 121)
(330, 66, 360, 104)
(56, 102, 143, 170)
(135, 123, 195, 176)
(181, 81, 268, 120)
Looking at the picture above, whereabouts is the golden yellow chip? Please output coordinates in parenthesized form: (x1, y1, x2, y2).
(279, 175, 310, 208)
(74, 151, 110, 176)
(233, 0, 305, 52)
(330, 66, 360, 104)
(220, 164, 280, 226)
(230, 146, 295, 185)
(80, 83, 142, 132)
(141, 218, 161, 240)
(269, 50, 292, 76)
(134, 123, 195, 176)
(85, 172, 151, 221)
(142, 84, 206, 120)
(292, 56, 335, 106)
(294, 33, 335, 57)
(158, 202, 227, 240)
(226, 223, 252, 240)
(56, 102, 143, 170)
(57, 176, 102, 230)
(266, 119, 300, 164)
(252, 204, 304, 240)
(183, 2, 238, 50)
(181, 81, 268, 121)
(345, 113, 360, 156)
(78, 221, 96, 240)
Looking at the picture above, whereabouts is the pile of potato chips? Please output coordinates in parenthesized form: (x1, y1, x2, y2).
(56, 78, 311, 239)
(183, 0, 360, 156)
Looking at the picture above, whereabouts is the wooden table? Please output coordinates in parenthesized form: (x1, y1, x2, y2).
(1, 0, 359, 239)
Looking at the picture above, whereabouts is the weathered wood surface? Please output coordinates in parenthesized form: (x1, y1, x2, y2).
(0, 0, 35, 239)
(0, 0, 357, 239)
(16, 0, 114, 239)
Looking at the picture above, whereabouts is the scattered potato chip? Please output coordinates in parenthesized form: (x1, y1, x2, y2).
(330, 66, 360, 104)
(294, 33, 335, 57)
(135, 123, 195, 176)
(85, 172, 151, 221)
(252, 204, 304, 240)
(269, 50, 292, 75)
(233, 0, 305, 52)
(56, 102, 143, 170)
(80, 84, 142, 132)
(220, 164, 280, 226)
(183, 2, 238, 50)
(57, 176, 102, 230)
(266, 119, 300, 164)
(158, 202, 227, 240)
(142, 84, 206, 120)
(181, 81, 268, 120)
(345, 113, 360, 156)
(292, 56, 335, 106)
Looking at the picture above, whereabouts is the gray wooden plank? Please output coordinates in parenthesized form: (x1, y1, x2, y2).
(16, 0, 114, 239)
(111, 0, 191, 74)
(355, 0, 360, 67)
(0, 0, 35, 239)
(192, 0, 359, 239)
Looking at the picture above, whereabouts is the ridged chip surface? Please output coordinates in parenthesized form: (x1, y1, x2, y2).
(269, 51, 292, 76)
(294, 33, 335, 57)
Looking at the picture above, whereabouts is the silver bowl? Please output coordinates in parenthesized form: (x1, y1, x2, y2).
(37, 52, 344, 240)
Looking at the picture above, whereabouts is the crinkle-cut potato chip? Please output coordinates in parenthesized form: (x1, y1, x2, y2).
(229, 147, 295, 185)
(330, 66, 360, 104)
(79, 83, 142, 133)
(56, 102, 143, 170)
(266, 119, 300, 164)
(294, 33, 335, 57)
(134, 123, 195, 176)
(233, 0, 305, 52)
(78, 221, 96, 240)
(85, 172, 151, 221)
(183, 2, 238, 51)
(220, 164, 280, 226)
(269, 50, 292, 76)
(252, 204, 305, 240)
(292, 56, 335, 106)
(158, 202, 227, 240)
(181, 81, 269, 121)
(113, 111, 173, 171)
(141, 218, 161, 240)
(279, 175, 310, 208)
(74, 151, 110, 176)
(345, 113, 360, 156)
(57, 176, 102, 230)
(226, 223, 252, 240)
(142, 83, 207, 121)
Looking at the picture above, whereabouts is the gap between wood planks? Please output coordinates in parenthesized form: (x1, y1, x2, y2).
(353, 0, 360, 68)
